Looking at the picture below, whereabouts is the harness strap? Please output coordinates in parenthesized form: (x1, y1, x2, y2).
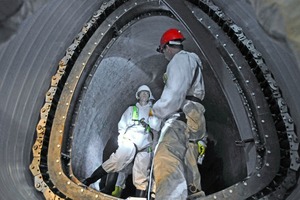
(186, 95, 202, 103)
(132, 143, 151, 161)
(132, 105, 154, 137)
(132, 105, 139, 122)
(187, 64, 203, 104)
(191, 65, 199, 86)
(133, 143, 138, 161)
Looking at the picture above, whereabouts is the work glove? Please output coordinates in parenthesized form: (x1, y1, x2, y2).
(197, 140, 206, 164)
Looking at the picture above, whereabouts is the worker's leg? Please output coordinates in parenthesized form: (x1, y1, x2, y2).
(132, 151, 151, 196)
(154, 119, 189, 200)
(83, 138, 135, 186)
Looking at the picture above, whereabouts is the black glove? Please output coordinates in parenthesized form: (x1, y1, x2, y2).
(139, 118, 147, 127)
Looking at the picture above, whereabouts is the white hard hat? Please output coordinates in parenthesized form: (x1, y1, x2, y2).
(136, 85, 155, 100)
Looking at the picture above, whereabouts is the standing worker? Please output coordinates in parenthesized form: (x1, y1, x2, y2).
(82, 85, 161, 197)
(152, 28, 207, 199)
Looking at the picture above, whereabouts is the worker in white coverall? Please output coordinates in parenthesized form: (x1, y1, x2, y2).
(152, 28, 207, 200)
(111, 121, 160, 198)
(82, 85, 161, 197)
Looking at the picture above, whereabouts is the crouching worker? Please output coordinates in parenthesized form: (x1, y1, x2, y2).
(82, 85, 161, 197)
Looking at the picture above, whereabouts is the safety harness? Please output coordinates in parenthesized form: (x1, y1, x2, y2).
(175, 65, 207, 166)
(132, 106, 152, 133)
(126, 105, 153, 161)
(176, 65, 202, 123)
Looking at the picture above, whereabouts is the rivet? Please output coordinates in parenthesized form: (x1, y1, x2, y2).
(257, 173, 261, 177)
(261, 120, 265, 123)
(229, 190, 233, 193)
(67, 181, 71, 185)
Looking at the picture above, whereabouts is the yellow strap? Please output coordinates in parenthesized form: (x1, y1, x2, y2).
(132, 106, 139, 121)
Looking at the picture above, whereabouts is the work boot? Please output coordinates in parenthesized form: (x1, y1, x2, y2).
(100, 172, 118, 194)
(187, 190, 206, 200)
(187, 184, 205, 200)
(111, 186, 123, 197)
(81, 166, 108, 186)
(99, 174, 107, 190)
(135, 189, 147, 197)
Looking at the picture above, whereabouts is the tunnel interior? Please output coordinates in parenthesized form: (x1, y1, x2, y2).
(25, 0, 298, 199)
(1, 0, 299, 200)
(71, 14, 247, 197)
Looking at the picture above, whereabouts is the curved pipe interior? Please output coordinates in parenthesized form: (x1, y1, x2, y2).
(0, 0, 299, 200)
(71, 14, 247, 196)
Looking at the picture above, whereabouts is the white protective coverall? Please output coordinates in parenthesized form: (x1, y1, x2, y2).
(114, 163, 133, 190)
(102, 101, 161, 191)
(152, 50, 207, 199)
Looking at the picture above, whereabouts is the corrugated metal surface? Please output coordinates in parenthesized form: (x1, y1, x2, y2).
(0, 1, 102, 199)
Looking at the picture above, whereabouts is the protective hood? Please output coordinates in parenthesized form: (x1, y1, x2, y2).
(135, 85, 155, 100)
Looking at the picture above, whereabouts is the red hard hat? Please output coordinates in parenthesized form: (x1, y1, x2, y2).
(157, 28, 185, 53)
